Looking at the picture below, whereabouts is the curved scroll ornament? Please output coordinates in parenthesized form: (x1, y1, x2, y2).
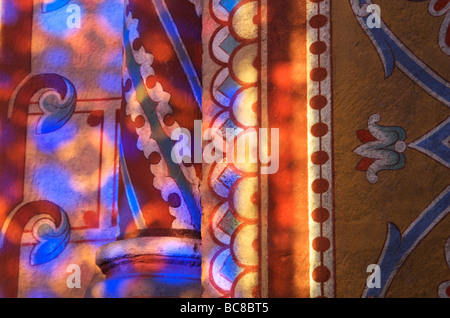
(0, 201, 71, 297)
(349, 0, 450, 106)
(35, 77, 77, 134)
(0, 73, 75, 297)
(362, 186, 450, 298)
(8, 73, 77, 134)
(30, 208, 70, 266)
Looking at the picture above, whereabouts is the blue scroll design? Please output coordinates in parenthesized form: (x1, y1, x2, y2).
(30, 207, 71, 266)
(350, 0, 450, 107)
(362, 186, 450, 297)
(36, 76, 77, 134)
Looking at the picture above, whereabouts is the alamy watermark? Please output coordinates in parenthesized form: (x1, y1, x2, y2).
(66, 4, 82, 29)
(366, 264, 381, 289)
(170, 120, 279, 175)
(366, 4, 381, 29)
(66, 264, 81, 289)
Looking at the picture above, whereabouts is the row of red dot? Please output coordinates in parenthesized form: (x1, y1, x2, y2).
(308, 0, 332, 294)
(122, 9, 184, 212)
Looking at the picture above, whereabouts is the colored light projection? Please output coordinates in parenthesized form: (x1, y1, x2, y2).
(80, 0, 204, 298)
(1, 0, 447, 299)
(0, 0, 312, 298)
(201, 0, 310, 298)
(0, 0, 122, 297)
(119, 0, 202, 237)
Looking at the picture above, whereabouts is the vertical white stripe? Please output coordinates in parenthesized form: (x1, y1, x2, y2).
(260, 0, 269, 299)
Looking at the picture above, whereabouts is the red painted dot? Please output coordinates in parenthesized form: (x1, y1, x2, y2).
(312, 207, 330, 223)
(252, 239, 259, 251)
(87, 111, 103, 127)
(311, 151, 329, 165)
(133, 38, 142, 51)
(253, 14, 261, 25)
(134, 115, 145, 128)
(311, 122, 328, 137)
(146, 76, 157, 89)
(252, 56, 261, 69)
(310, 67, 328, 82)
(252, 102, 258, 113)
(310, 41, 327, 55)
(149, 152, 161, 164)
(309, 14, 328, 29)
(168, 193, 181, 208)
(310, 95, 328, 110)
(164, 114, 175, 126)
(312, 266, 331, 283)
(313, 237, 331, 252)
(251, 192, 259, 205)
(312, 178, 329, 194)
(446, 285, 450, 297)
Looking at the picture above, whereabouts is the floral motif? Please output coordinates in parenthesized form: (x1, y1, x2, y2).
(354, 114, 407, 184)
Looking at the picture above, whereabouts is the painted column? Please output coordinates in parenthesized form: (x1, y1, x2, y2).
(201, 0, 311, 298)
(86, 0, 203, 298)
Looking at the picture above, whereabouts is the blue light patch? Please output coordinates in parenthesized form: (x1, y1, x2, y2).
(42, 47, 70, 68)
(32, 164, 80, 212)
(33, 119, 78, 154)
(97, 0, 124, 36)
(37, 2, 84, 38)
(2, 1, 19, 25)
(98, 71, 122, 94)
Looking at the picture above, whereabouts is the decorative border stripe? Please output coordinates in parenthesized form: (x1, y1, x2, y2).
(307, 0, 335, 298)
